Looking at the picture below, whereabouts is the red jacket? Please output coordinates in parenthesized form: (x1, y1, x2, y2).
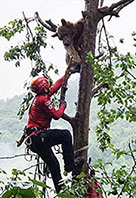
(27, 76, 66, 129)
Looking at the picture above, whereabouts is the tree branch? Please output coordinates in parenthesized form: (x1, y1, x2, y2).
(117, 142, 136, 198)
(91, 82, 108, 97)
(0, 153, 36, 160)
(125, 69, 136, 80)
(22, 11, 34, 41)
(101, 19, 112, 66)
(23, 162, 43, 172)
(128, 142, 136, 168)
(109, 0, 134, 11)
(35, 12, 57, 32)
(61, 113, 73, 123)
(99, 0, 134, 20)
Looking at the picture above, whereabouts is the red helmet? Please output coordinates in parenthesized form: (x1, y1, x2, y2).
(31, 77, 50, 94)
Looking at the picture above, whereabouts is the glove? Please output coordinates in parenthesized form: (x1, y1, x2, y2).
(60, 100, 67, 107)
(70, 62, 80, 74)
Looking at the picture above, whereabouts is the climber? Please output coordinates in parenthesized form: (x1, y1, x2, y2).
(24, 73, 76, 193)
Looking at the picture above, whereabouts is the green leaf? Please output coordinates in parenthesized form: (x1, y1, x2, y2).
(116, 150, 127, 159)
(58, 193, 76, 198)
(18, 188, 36, 198)
(2, 188, 16, 198)
(2, 187, 36, 198)
(29, 178, 47, 188)
(93, 164, 99, 169)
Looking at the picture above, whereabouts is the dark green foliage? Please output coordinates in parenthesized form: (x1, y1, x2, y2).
(0, 166, 54, 198)
(58, 172, 92, 198)
(2, 187, 36, 198)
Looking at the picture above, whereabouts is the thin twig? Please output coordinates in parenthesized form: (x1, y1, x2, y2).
(125, 69, 136, 80)
(128, 142, 136, 167)
(0, 153, 36, 160)
(117, 142, 136, 198)
(23, 162, 44, 172)
(91, 82, 108, 97)
(102, 19, 112, 67)
(22, 11, 34, 41)
(100, 0, 104, 7)
(102, 164, 115, 185)
(98, 22, 104, 54)
(99, 183, 108, 198)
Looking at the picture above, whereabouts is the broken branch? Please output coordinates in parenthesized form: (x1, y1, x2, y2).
(99, 0, 134, 20)
(109, 0, 134, 11)
(35, 12, 57, 32)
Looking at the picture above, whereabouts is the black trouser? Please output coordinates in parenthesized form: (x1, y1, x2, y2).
(29, 129, 74, 193)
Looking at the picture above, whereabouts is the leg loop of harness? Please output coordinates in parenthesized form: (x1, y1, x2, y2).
(25, 136, 32, 146)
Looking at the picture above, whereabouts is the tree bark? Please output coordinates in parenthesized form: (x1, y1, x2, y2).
(71, 0, 100, 172)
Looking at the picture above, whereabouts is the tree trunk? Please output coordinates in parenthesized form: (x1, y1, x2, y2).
(72, 0, 100, 172)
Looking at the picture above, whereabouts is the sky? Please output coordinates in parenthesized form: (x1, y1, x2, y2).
(0, 0, 136, 100)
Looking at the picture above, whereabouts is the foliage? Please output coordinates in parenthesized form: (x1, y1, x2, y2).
(57, 172, 92, 198)
(0, 169, 99, 198)
(0, 19, 25, 40)
(2, 186, 36, 198)
(0, 19, 47, 69)
(0, 17, 59, 119)
(93, 140, 136, 197)
(0, 168, 51, 198)
(17, 92, 33, 120)
(87, 34, 136, 150)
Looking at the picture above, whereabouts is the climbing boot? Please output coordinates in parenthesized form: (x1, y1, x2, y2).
(72, 156, 85, 177)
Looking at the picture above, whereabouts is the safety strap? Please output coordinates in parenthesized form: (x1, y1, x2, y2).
(28, 129, 43, 137)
